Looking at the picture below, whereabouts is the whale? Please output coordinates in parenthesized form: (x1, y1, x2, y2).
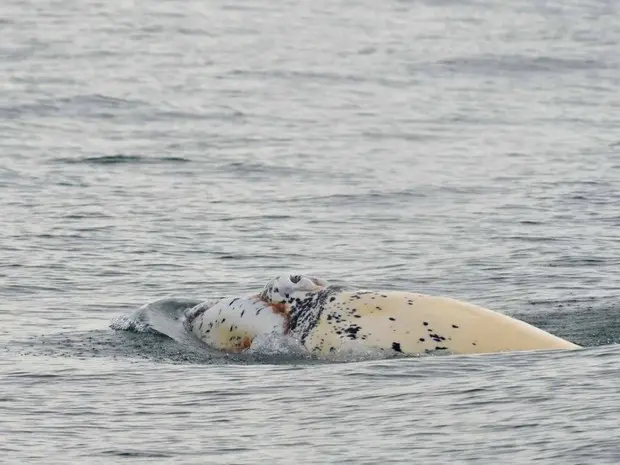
(122, 274, 580, 357)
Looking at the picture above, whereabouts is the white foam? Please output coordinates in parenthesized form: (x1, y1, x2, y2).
(109, 313, 152, 333)
(246, 332, 309, 357)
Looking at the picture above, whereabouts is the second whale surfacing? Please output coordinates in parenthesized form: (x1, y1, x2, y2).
(141, 274, 580, 357)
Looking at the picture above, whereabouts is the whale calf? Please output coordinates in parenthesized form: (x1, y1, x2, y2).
(122, 274, 580, 357)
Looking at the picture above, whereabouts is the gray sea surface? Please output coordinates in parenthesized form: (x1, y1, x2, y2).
(1, 0, 620, 463)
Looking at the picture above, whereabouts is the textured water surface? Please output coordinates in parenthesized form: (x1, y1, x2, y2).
(1, 0, 620, 463)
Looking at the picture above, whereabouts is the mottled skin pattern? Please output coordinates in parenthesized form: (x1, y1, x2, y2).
(183, 295, 283, 352)
(304, 290, 580, 355)
(181, 274, 581, 356)
(181, 275, 346, 353)
(261, 278, 347, 347)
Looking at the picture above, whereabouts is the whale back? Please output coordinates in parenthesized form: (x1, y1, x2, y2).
(302, 291, 580, 356)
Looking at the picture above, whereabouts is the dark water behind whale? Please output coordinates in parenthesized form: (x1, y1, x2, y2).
(2, 0, 620, 463)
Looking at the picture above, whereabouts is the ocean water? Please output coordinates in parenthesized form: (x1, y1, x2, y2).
(1, 0, 620, 463)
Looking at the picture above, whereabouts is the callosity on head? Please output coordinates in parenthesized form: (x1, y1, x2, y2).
(258, 274, 328, 303)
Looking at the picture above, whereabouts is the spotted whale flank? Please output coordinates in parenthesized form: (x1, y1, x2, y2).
(183, 295, 286, 352)
(303, 290, 580, 355)
(173, 274, 580, 356)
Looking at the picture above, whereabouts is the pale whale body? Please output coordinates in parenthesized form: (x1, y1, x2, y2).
(120, 274, 580, 357)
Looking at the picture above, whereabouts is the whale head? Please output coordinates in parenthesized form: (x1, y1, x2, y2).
(258, 274, 328, 304)
(254, 274, 348, 345)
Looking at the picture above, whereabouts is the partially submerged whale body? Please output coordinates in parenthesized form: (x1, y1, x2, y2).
(121, 274, 580, 357)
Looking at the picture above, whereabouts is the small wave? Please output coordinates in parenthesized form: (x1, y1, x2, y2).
(56, 94, 144, 108)
(217, 160, 302, 177)
(56, 155, 191, 165)
(99, 450, 173, 458)
(282, 189, 427, 207)
(431, 53, 606, 75)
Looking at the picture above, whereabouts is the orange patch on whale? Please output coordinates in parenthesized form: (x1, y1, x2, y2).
(270, 302, 291, 333)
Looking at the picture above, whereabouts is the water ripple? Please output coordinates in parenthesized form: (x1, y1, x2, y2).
(54, 155, 192, 165)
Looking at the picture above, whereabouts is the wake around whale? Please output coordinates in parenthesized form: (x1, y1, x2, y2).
(113, 274, 580, 358)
